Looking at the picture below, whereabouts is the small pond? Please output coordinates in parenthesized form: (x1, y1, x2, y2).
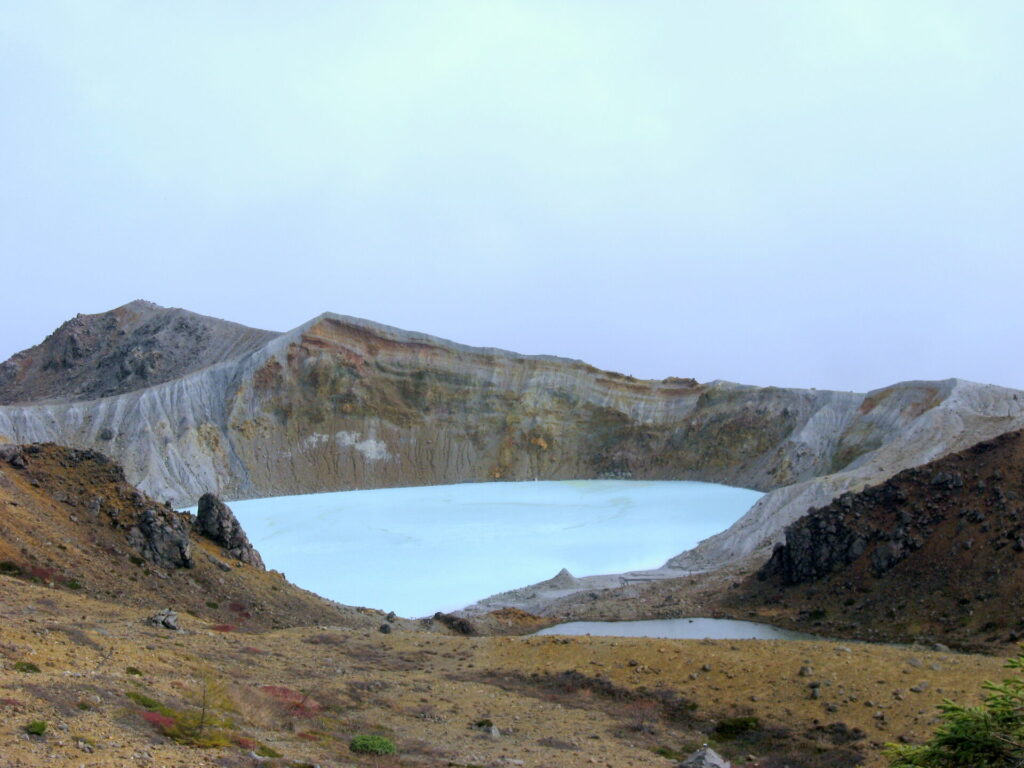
(535, 617, 821, 641)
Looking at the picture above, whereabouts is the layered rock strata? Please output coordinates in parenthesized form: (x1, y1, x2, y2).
(1, 302, 1022, 571)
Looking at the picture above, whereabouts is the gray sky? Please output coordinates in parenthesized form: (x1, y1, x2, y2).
(2, 2, 1022, 393)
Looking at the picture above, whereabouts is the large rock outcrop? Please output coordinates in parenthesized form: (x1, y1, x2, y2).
(195, 492, 265, 569)
(127, 506, 194, 570)
(1, 303, 1022, 572)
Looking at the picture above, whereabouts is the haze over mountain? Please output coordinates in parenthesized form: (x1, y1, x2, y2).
(1, 301, 1022, 573)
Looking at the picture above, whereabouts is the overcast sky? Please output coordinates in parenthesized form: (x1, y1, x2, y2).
(2, 2, 1022, 392)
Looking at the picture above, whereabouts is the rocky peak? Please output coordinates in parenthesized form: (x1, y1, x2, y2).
(195, 493, 265, 569)
(0, 300, 279, 404)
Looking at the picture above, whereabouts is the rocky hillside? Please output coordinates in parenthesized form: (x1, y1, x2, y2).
(0, 442, 402, 632)
(726, 429, 1024, 649)
(0, 300, 277, 404)
(1, 302, 1022, 571)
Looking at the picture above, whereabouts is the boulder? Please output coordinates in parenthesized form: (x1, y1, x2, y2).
(679, 745, 731, 768)
(0, 444, 26, 469)
(147, 608, 180, 631)
(195, 493, 265, 569)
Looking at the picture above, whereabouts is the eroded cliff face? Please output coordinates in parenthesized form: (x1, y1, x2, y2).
(1, 307, 1022, 569)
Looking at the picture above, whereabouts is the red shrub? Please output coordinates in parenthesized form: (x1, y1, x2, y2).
(210, 624, 236, 632)
(140, 709, 176, 733)
(25, 566, 57, 582)
(258, 685, 321, 716)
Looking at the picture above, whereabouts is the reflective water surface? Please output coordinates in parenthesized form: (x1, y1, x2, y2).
(536, 617, 820, 640)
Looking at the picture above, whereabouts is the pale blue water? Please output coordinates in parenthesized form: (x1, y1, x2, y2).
(193, 480, 761, 618)
(535, 617, 820, 641)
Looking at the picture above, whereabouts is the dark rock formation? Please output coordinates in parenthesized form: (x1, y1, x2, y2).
(433, 611, 477, 635)
(761, 482, 909, 584)
(128, 507, 194, 570)
(742, 429, 1024, 647)
(195, 493, 265, 569)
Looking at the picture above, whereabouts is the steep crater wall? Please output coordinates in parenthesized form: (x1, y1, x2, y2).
(1, 307, 1022, 570)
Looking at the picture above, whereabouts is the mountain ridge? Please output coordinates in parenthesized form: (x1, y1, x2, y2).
(1, 302, 1022, 574)
(0, 300, 279, 405)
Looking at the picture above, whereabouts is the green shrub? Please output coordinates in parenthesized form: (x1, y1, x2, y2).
(206, 601, 219, 609)
(255, 744, 283, 757)
(654, 745, 689, 760)
(65, 579, 83, 590)
(14, 661, 40, 673)
(714, 715, 760, 739)
(25, 721, 47, 735)
(0, 561, 22, 575)
(126, 690, 170, 714)
(126, 666, 143, 676)
(350, 734, 396, 755)
(885, 648, 1024, 767)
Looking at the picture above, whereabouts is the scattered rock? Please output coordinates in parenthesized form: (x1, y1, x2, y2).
(205, 552, 232, 572)
(0, 444, 26, 469)
(930, 471, 964, 489)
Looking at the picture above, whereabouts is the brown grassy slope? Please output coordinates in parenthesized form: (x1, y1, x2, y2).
(1, 443, 1021, 767)
(724, 429, 1024, 650)
(1, 574, 1013, 768)
(0, 443, 398, 632)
